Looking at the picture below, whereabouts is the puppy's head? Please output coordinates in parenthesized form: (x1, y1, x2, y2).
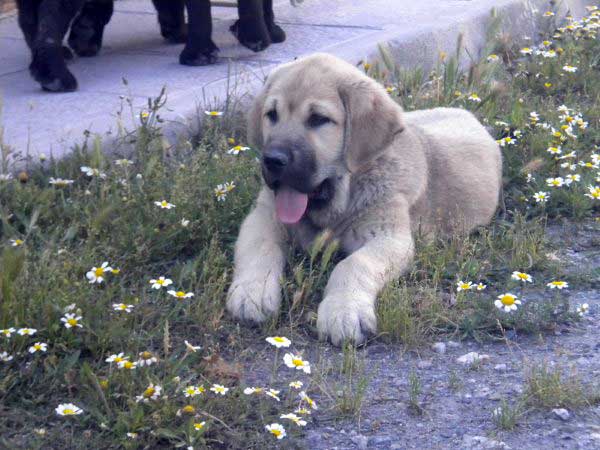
(248, 53, 404, 225)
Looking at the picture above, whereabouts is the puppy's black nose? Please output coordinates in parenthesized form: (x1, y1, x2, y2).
(263, 148, 290, 174)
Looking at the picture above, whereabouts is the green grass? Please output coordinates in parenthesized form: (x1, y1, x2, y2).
(1, 6, 599, 449)
(523, 363, 600, 409)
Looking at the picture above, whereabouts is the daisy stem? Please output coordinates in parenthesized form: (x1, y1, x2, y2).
(271, 348, 280, 382)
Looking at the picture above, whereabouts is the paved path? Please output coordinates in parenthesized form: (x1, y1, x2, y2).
(0, 0, 587, 162)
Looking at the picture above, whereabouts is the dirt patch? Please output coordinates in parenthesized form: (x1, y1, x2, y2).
(276, 220, 600, 449)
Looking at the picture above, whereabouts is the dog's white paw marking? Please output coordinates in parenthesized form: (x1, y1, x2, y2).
(226, 275, 281, 323)
(317, 294, 377, 346)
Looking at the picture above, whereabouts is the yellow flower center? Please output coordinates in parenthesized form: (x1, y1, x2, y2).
(161, 201, 168, 207)
(194, 422, 205, 430)
(500, 295, 516, 306)
(123, 361, 134, 369)
(517, 273, 528, 280)
(141, 351, 152, 360)
(182, 405, 195, 414)
(63, 409, 75, 415)
(271, 429, 282, 438)
(114, 356, 124, 363)
(95, 268, 104, 277)
(35, 344, 42, 350)
(67, 318, 78, 326)
(15, 239, 23, 245)
(143, 387, 155, 398)
(292, 358, 304, 367)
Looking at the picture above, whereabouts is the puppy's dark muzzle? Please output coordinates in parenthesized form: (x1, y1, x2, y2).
(261, 141, 319, 194)
(262, 147, 291, 178)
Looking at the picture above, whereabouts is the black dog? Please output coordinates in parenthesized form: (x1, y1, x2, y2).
(16, 0, 286, 92)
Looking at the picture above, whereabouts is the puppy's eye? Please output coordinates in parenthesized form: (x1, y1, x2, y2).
(307, 113, 332, 128)
(266, 109, 278, 124)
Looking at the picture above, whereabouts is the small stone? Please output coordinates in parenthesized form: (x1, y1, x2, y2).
(447, 340, 462, 348)
(351, 434, 368, 450)
(494, 363, 508, 371)
(432, 342, 446, 354)
(462, 434, 511, 449)
(417, 359, 433, 369)
(370, 436, 392, 446)
(475, 387, 492, 398)
(553, 408, 570, 421)
(489, 392, 503, 401)
(456, 352, 490, 365)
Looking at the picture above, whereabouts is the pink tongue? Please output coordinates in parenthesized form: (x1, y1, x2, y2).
(275, 186, 308, 224)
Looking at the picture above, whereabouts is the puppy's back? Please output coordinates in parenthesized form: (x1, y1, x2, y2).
(404, 107, 502, 233)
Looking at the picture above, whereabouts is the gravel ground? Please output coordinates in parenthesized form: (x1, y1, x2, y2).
(232, 220, 600, 449)
(292, 220, 600, 450)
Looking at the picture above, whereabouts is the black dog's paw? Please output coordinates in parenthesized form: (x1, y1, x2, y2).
(62, 46, 74, 60)
(268, 23, 286, 44)
(30, 47, 78, 92)
(68, 30, 102, 57)
(162, 23, 188, 44)
(230, 19, 271, 52)
(179, 40, 219, 66)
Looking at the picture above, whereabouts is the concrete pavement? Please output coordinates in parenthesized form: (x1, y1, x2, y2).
(0, 0, 588, 163)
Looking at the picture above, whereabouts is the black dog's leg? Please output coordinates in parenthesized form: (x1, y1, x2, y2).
(16, 0, 42, 48)
(18, 0, 74, 60)
(152, 0, 186, 44)
(68, 0, 114, 57)
(230, 0, 271, 52)
(263, 0, 285, 44)
(30, 0, 85, 92)
(179, 0, 218, 66)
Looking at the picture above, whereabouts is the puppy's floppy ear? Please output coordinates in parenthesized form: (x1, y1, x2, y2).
(339, 79, 405, 172)
(247, 87, 268, 150)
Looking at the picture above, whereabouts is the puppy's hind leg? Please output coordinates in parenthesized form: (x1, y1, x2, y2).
(152, 0, 187, 44)
(68, 0, 114, 57)
(179, 0, 218, 66)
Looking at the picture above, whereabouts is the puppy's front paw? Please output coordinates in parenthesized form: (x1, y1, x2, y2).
(227, 275, 281, 323)
(317, 295, 377, 346)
